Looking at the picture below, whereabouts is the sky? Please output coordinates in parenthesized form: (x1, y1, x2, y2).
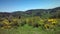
(0, 0, 60, 12)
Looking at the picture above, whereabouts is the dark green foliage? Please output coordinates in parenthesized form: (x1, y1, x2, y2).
(20, 21, 26, 26)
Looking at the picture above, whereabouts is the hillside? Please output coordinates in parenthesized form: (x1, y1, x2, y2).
(0, 7, 60, 18)
(0, 7, 60, 34)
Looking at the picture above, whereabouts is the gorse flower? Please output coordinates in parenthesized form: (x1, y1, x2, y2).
(12, 18, 18, 22)
(48, 19, 54, 22)
(48, 19, 57, 24)
(2, 19, 9, 25)
(44, 24, 49, 29)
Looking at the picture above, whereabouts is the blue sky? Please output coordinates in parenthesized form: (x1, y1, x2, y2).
(0, 0, 60, 12)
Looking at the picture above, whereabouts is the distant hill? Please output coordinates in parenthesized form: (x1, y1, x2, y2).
(0, 7, 60, 18)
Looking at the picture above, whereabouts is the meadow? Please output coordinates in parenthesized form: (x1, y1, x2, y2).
(0, 16, 60, 34)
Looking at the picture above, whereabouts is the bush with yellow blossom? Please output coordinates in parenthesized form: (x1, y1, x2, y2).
(48, 19, 58, 25)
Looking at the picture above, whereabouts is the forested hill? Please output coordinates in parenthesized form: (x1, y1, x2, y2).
(0, 7, 60, 18)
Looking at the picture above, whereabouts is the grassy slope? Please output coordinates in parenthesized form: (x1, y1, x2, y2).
(0, 24, 60, 34)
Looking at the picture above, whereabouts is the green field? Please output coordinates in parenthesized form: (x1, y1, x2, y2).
(0, 24, 60, 34)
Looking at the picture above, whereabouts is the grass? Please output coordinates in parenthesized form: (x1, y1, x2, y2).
(0, 24, 60, 34)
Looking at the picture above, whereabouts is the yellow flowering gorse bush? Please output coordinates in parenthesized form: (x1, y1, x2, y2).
(48, 19, 57, 24)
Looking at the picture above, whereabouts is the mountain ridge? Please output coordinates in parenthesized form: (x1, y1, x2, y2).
(0, 7, 60, 18)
